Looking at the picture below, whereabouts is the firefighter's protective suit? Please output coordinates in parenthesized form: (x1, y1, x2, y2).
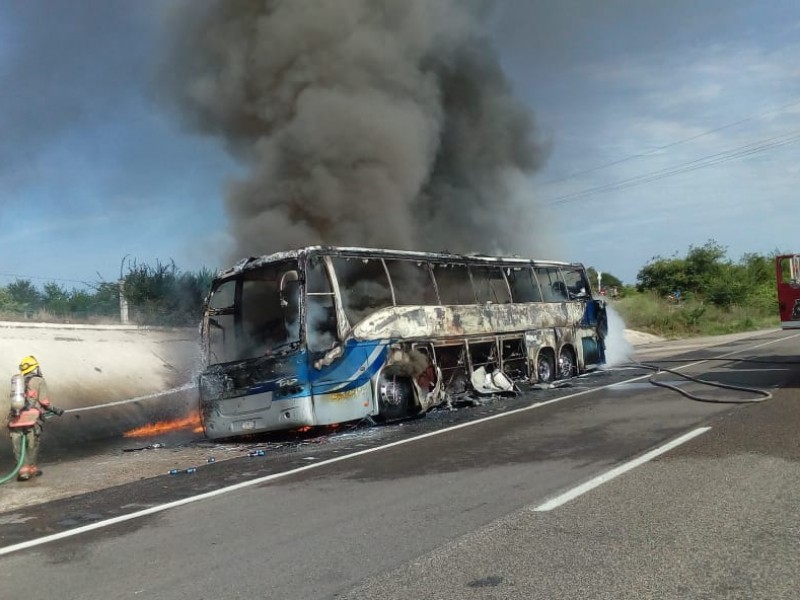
(7, 356, 63, 481)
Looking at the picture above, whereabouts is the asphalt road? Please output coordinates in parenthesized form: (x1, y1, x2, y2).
(1, 329, 799, 599)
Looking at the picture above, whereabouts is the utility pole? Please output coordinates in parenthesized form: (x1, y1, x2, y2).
(119, 254, 130, 325)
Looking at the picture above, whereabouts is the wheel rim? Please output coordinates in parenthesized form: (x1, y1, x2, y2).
(537, 356, 552, 382)
(559, 349, 575, 378)
(377, 373, 414, 420)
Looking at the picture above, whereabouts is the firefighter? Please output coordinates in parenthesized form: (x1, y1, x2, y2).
(7, 356, 64, 481)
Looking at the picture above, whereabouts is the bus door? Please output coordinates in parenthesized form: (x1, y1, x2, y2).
(777, 254, 800, 329)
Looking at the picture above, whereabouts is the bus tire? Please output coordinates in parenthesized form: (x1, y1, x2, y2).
(375, 373, 415, 421)
(536, 351, 555, 384)
(558, 346, 577, 379)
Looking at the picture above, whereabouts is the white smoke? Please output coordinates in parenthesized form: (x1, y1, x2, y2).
(604, 305, 633, 367)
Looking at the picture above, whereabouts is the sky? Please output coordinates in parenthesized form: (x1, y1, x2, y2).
(1, 0, 799, 288)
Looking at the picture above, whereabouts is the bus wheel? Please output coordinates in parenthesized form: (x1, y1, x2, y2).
(536, 352, 555, 384)
(558, 347, 576, 379)
(376, 374, 415, 421)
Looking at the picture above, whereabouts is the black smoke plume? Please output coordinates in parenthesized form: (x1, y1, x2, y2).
(159, 0, 547, 260)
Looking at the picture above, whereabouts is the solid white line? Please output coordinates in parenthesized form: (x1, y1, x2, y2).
(533, 426, 711, 512)
(727, 368, 791, 373)
(1, 331, 795, 556)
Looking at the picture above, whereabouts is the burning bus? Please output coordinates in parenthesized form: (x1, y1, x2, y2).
(197, 246, 607, 439)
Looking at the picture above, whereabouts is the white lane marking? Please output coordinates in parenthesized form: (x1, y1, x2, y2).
(724, 368, 792, 372)
(1, 332, 796, 556)
(533, 427, 712, 512)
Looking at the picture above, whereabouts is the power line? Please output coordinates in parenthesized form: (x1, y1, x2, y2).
(544, 129, 800, 206)
(540, 96, 800, 187)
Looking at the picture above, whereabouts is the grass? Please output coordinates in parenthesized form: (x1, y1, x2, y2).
(612, 291, 780, 338)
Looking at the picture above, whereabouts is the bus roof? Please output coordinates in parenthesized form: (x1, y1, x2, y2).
(216, 245, 580, 279)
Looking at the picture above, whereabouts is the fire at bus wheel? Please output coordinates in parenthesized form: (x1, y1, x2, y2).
(375, 373, 416, 421)
(558, 346, 577, 379)
(536, 350, 555, 384)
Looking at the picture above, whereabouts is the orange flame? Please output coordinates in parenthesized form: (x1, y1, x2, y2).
(123, 411, 203, 438)
(296, 425, 312, 433)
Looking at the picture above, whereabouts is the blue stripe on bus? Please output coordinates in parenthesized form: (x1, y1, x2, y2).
(309, 340, 387, 380)
(310, 342, 388, 394)
(231, 340, 389, 398)
(309, 340, 381, 381)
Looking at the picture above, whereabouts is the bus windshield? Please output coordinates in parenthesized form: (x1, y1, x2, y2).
(206, 259, 300, 363)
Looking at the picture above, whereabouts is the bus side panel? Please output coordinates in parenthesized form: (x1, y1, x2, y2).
(312, 383, 375, 425)
(525, 329, 557, 377)
(353, 304, 561, 341)
(309, 339, 388, 424)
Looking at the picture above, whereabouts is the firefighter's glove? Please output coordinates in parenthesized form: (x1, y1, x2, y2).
(52, 407, 65, 417)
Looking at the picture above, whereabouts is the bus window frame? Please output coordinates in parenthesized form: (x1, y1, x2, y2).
(304, 254, 346, 354)
(504, 265, 543, 303)
(329, 255, 395, 329)
(382, 258, 440, 306)
(534, 265, 569, 302)
(470, 265, 512, 305)
(560, 265, 591, 300)
(430, 262, 477, 305)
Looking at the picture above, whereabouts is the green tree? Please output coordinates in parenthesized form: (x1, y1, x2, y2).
(636, 242, 778, 311)
(84, 282, 120, 318)
(684, 240, 727, 291)
(637, 240, 730, 298)
(42, 282, 70, 317)
(0, 285, 17, 313)
(740, 252, 773, 286)
(121, 260, 211, 326)
(6, 279, 42, 314)
(67, 288, 95, 319)
(636, 255, 690, 297)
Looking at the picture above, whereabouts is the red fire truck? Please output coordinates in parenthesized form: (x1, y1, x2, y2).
(776, 254, 800, 329)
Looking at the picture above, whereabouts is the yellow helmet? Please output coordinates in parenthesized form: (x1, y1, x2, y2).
(19, 355, 39, 376)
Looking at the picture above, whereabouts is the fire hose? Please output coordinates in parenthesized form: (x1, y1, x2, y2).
(625, 359, 773, 403)
(0, 436, 26, 485)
